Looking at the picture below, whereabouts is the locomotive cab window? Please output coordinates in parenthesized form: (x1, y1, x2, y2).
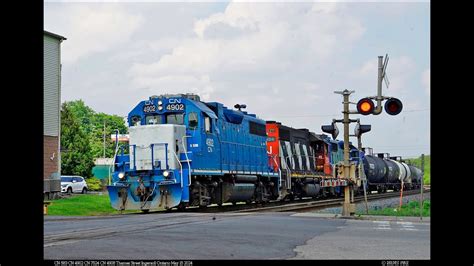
(166, 113, 184, 125)
(188, 112, 198, 129)
(145, 115, 162, 125)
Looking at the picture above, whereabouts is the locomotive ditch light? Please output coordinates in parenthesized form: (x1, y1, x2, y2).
(321, 123, 339, 140)
(356, 98, 375, 115)
(384, 98, 403, 115)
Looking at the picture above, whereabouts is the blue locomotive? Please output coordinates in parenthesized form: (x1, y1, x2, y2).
(107, 94, 280, 211)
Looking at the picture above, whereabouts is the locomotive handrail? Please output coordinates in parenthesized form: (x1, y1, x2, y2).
(280, 157, 291, 189)
(182, 135, 192, 187)
(171, 150, 183, 189)
(270, 155, 282, 190)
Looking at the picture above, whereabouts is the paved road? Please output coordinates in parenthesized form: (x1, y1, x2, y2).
(292, 213, 430, 259)
(44, 212, 429, 260)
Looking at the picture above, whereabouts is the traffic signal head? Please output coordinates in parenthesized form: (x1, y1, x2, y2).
(356, 98, 375, 115)
(321, 123, 339, 140)
(354, 124, 371, 137)
(384, 98, 403, 115)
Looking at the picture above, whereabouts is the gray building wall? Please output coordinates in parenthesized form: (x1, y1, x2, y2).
(44, 35, 61, 137)
(44, 31, 65, 199)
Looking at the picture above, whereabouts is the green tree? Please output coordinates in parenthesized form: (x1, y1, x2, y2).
(60, 102, 94, 178)
(68, 100, 96, 134)
(66, 100, 128, 159)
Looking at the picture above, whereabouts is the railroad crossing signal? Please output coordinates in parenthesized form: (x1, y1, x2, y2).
(356, 98, 375, 115)
(354, 54, 403, 116)
(384, 98, 403, 115)
(321, 122, 339, 140)
(354, 123, 371, 137)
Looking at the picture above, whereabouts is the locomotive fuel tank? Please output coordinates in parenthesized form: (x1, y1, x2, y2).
(384, 159, 400, 183)
(363, 155, 387, 183)
(221, 183, 255, 202)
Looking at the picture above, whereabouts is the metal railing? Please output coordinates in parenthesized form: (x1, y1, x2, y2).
(182, 135, 192, 187)
(171, 149, 183, 188)
(270, 155, 282, 190)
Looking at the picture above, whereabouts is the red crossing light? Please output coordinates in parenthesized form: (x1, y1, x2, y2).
(356, 98, 375, 115)
(384, 98, 403, 115)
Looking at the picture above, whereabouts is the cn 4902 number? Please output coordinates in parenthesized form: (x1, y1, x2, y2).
(143, 104, 156, 113)
(166, 103, 185, 111)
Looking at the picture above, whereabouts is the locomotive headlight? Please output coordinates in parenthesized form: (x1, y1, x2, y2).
(158, 100, 163, 105)
(158, 106, 163, 111)
(118, 172, 125, 180)
(163, 171, 170, 177)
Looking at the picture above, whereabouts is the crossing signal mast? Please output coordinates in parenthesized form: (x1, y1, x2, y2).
(321, 54, 403, 217)
(355, 54, 403, 116)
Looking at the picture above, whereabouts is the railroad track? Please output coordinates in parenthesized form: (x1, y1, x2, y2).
(44, 189, 429, 247)
(182, 188, 429, 214)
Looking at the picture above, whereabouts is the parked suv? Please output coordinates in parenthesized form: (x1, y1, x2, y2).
(61, 176, 88, 194)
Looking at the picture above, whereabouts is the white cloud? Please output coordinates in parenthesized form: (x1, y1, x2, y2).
(45, 4, 144, 63)
(45, 2, 429, 157)
(128, 2, 366, 103)
(421, 68, 430, 95)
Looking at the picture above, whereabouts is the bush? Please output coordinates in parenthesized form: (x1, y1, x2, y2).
(86, 177, 102, 191)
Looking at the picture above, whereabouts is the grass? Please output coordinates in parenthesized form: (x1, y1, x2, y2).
(46, 194, 139, 216)
(406, 155, 430, 185)
(358, 200, 430, 217)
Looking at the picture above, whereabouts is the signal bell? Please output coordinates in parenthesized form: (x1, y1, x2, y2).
(356, 98, 375, 115)
(384, 98, 403, 115)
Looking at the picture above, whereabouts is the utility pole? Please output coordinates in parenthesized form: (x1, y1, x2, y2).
(103, 120, 106, 158)
(335, 90, 357, 217)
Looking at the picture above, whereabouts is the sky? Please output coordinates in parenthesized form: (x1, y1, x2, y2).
(44, 0, 430, 159)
